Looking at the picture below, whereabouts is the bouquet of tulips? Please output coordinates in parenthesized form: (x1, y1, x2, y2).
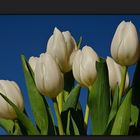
(0, 20, 140, 135)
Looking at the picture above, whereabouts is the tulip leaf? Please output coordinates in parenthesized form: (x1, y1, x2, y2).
(66, 111, 71, 135)
(0, 92, 39, 135)
(88, 59, 110, 135)
(21, 54, 56, 135)
(111, 88, 132, 135)
(42, 96, 57, 135)
(105, 85, 119, 134)
(130, 104, 139, 127)
(77, 36, 82, 49)
(65, 109, 80, 135)
(71, 113, 80, 135)
(13, 120, 22, 135)
(0, 118, 15, 134)
(61, 84, 85, 135)
(62, 84, 80, 112)
(65, 110, 80, 135)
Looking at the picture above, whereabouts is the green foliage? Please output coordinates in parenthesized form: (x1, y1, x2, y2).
(130, 105, 139, 127)
(111, 89, 132, 135)
(105, 86, 119, 134)
(0, 119, 15, 134)
(61, 85, 85, 135)
(21, 54, 56, 135)
(88, 59, 110, 135)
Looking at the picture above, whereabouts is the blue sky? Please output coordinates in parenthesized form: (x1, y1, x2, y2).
(0, 15, 139, 135)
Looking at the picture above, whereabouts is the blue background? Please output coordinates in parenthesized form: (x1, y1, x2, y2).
(0, 15, 139, 135)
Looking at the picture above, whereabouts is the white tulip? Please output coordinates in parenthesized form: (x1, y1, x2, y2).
(111, 20, 140, 66)
(106, 56, 129, 93)
(29, 56, 39, 72)
(47, 27, 77, 73)
(0, 80, 24, 119)
(72, 46, 99, 87)
(34, 52, 64, 98)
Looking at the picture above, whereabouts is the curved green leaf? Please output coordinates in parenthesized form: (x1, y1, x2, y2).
(61, 85, 85, 135)
(77, 36, 82, 49)
(88, 59, 110, 135)
(13, 120, 22, 135)
(111, 88, 132, 135)
(105, 85, 119, 134)
(130, 105, 139, 127)
(62, 84, 80, 111)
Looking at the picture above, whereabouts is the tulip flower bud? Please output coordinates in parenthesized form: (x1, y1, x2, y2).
(111, 20, 140, 66)
(0, 80, 24, 119)
(29, 56, 39, 72)
(47, 27, 78, 73)
(34, 52, 64, 98)
(72, 46, 99, 87)
(106, 56, 129, 93)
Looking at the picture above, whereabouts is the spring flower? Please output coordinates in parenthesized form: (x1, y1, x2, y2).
(47, 27, 77, 73)
(34, 52, 64, 98)
(72, 46, 99, 87)
(29, 56, 39, 72)
(111, 20, 140, 66)
(106, 56, 129, 93)
(0, 80, 24, 119)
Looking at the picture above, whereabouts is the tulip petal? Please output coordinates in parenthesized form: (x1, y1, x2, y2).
(35, 60, 45, 95)
(118, 22, 139, 65)
(80, 46, 98, 87)
(0, 81, 10, 119)
(47, 27, 67, 72)
(111, 21, 139, 66)
(62, 31, 76, 58)
(42, 53, 64, 98)
(107, 57, 127, 91)
(72, 50, 82, 85)
(111, 21, 126, 62)
(29, 56, 39, 72)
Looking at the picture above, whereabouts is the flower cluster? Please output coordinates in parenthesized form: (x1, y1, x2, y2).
(0, 20, 140, 135)
(29, 21, 139, 97)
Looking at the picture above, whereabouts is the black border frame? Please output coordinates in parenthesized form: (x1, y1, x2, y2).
(0, 0, 140, 14)
(0, 0, 140, 139)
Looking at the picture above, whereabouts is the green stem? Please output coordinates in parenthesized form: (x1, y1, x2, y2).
(84, 88, 90, 130)
(53, 98, 64, 135)
(57, 91, 64, 113)
(84, 104, 89, 130)
(119, 66, 127, 104)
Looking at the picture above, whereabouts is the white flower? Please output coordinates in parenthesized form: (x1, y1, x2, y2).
(72, 46, 99, 87)
(0, 80, 24, 119)
(111, 20, 139, 66)
(106, 56, 129, 93)
(29, 56, 39, 72)
(47, 27, 77, 73)
(34, 52, 64, 98)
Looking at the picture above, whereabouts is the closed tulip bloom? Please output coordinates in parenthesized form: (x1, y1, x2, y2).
(106, 56, 129, 93)
(72, 46, 99, 87)
(111, 21, 139, 66)
(29, 56, 39, 72)
(0, 80, 24, 119)
(47, 27, 77, 73)
(34, 52, 64, 98)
